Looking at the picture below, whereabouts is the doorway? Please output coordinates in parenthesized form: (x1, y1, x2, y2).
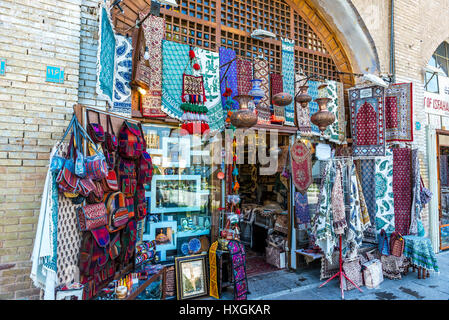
(437, 130, 449, 250)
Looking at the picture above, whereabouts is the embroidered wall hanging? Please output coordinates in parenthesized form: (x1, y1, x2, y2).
(219, 47, 238, 111)
(270, 73, 284, 122)
(385, 83, 413, 142)
(307, 80, 321, 136)
(393, 147, 412, 235)
(349, 86, 386, 157)
(253, 56, 271, 124)
(323, 80, 345, 144)
(96, 5, 116, 105)
(281, 39, 296, 126)
(295, 73, 312, 136)
(236, 58, 253, 95)
(375, 149, 395, 235)
(209, 241, 219, 299)
(291, 140, 313, 194)
(227, 240, 249, 300)
(112, 35, 132, 117)
(139, 13, 166, 118)
(331, 162, 347, 235)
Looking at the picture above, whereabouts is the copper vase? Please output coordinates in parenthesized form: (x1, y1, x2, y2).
(295, 85, 312, 108)
(272, 92, 293, 107)
(231, 95, 258, 128)
(310, 97, 335, 133)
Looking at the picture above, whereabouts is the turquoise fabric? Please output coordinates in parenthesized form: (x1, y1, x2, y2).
(98, 6, 116, 104)
(403, 235, 439, 272)
(281, 39, 296, 126)
(43, 172, 58, 273)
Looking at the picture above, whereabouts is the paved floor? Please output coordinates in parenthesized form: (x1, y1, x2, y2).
(218, 250, 449, 300)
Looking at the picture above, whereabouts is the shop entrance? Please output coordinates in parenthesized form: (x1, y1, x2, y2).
(236, 133, 291, 277)
(437, 130, 449, 250)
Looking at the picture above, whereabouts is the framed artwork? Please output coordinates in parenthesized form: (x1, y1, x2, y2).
(162, 136, 191, 168)
(175, 254, 208, 300)
(143, 221, 177, 261)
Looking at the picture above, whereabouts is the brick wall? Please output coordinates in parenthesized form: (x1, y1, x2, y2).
(0, 0, 81, 299)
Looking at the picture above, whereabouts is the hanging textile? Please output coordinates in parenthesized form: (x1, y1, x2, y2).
(219, 47, 238, 110)
(31, 146, 59, 300)
(409, 149, 423, 235)
(348, 86, 386, 157)
(312, 160, 336, 262)
(323, 80, 345, 143)
(227, 240, 249, 300)
(294, 192, 310, 226)
(161, 40, 190, 119)
(331, 162, 346, 235)
(236, 58, 253, 96)
(336, 81, 346, 142)
(295, 73, 312, 135)
(96, 4, 116, 105)
(307, 80, 321, 136)
(393, 147, 412, 235)
(403, 235, 439, 272)
(385, 83, 413, 142)
(281, 38, 296, 126)
(359, 159, 377, 226)
(290, 140, 313, 194)
(355, 170, 371, 229)
(440, 154, 448, 187)
(139, 13, 166, 118)
(196, 48, 225, 132)
(270, 73, 283, 98)
(253, 56, 271, 124)
(375, 149, 396, 235)
(112, 35, 133, 117)
(209, 241, 219, 299)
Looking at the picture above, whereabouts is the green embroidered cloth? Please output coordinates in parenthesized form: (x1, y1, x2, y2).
(403, 235, 439, 272)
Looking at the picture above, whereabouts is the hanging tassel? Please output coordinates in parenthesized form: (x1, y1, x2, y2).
(232, 167, 239, 176)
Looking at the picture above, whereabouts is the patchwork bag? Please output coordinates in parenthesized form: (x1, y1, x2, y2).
(136, 124, 153, 185)
(120, 219, 137, 266)
(87, 181, 105, 204)
(390, 232, 405, 257)
(77, 177, 96, 198)
(105, 114, 118, 152)
(84, 143, 108, 181)
(109, 233, 121, 260)
(117, 157, 137, 196)
(76, 202, 108, 231)
(79, 227, 110, 277)
(56, 134, 80, 194)
(104, 191, 129, 233)
(118, 121, 145, 160)
(125, 196, 135, 219)
(101, 170, 119, 192)
(86, 111, 105, 144)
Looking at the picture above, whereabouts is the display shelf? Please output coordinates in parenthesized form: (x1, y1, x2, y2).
(125, 267, 165, 300)
(177, 229, 211, 238)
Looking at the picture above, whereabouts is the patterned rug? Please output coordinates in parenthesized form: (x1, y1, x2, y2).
(96, 5, 116, 105)
(385, 83, 413, 142)
(295, 192, 310, 226)
(253, 56, 271, 124)
(139, 13, 166, 118)
(291, 140, 313, 194)
(393, 148, 412, 235)
(375, 149, 395, 235)
(227, 240, 249, 300)
(246, 256, 282, 277)
(112, 35, 132, 117)
(348, 86, 386, 157)
(236, 58, 253, 95)
(281, 39, 296, 126)
(440, 155, 448, 187)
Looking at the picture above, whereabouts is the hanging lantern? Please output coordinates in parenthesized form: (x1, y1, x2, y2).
(230, 95, 258, 128)
(272, 92, 293, 107)
(310, 97, 335, 133)
(295, 85, 312, 108)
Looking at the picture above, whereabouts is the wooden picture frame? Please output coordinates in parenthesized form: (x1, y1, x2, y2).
(175, 254, 208, 300)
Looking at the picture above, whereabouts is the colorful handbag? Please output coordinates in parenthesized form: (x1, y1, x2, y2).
(102, 170, 119, 192)
(56, 135, 80, 194)
(76, 202, 108, 231)
(105, 115, 118, 152)
(86, 111, 105, 144)
(87, 181, 105, 204)
(378, 229, 390, 256)
(77, 177, 96, 197)
(390, 232, 405, 257)
(104, 191, 129, 233)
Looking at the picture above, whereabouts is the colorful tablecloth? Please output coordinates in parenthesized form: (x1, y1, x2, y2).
(403, 235, 439, 272)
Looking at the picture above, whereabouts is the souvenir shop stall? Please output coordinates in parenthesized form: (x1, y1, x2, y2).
(30, 0, 440, 301)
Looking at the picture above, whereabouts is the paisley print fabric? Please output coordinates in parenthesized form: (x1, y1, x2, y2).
(375, 149, 395, 235)
(112, 35, 132, 117)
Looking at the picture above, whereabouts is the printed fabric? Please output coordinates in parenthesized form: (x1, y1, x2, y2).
(96, 5, 116, 105)
(349, 86, 386, 157)
(440, 155, 448, 187)
(236, 58, 253, 95)
(331, 162, 346, 235)
(227, 240, 248, 300)
(403, 235, 439, 272)
(385, 83, 413, 142)
(360, 159, 377, 225)
(375, 149, 395, 235)
(139, 13, 166, 118)
(324, 80, 345, 143)
(270, 73, 283, 98)
(281, 39, 296, 126)
(112, 35, 132, 117)
(295, 192, 311, 226)
(209, 241, 219, 299)
(196, 48, 225, 132)
(253, 56, 271, 124)
(393, 148, 412, 235)
(342, 258, 363, 291)
(307, 80, 321, 136)
(290, 140, 313, 194)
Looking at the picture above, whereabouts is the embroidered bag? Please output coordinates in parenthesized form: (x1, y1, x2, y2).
(118, 121, 145, 160)
(77, 177, 96, 197)
(109, 233, 121, 260)
(135, 184, 147, 221)
(117, 157, 137, 196)
(87, 181, 104, 204)
(86, 111, 105, 144)
(136, 123, 153, 185)
(56, 134, 80, 194)
(101, 170, 119, 192)
(120, 219, 137, 266)
(76, 202, 108, 231)
(378, 229, 390, 256)
(105, 114, 118, 152)
(390, 232, 405, 257)
(104, 191, 129, 233)
(125, 196, 135, 219)
(79, 227, 110, 277)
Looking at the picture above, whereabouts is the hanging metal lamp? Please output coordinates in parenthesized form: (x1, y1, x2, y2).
(310, 83, 335, 133)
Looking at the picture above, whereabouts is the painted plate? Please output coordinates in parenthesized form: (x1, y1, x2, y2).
(181, 242, 190, 255)
(188, 238, 201, 253)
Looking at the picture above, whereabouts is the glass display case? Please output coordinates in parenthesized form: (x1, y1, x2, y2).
(141, 124, 217, 262)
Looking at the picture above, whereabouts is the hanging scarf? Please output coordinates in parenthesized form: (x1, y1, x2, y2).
(236, 58, 253, 95)
(312, 160, 336, 262)
(331, 162, 346, 235)
(355, 170, 371, 229)
(323, 80, 345, 144)
(112, 34, 132, 117)
(409, 149, 423, 235)
(281, 38, 296, 126)
(139, 13, 166, 118)
(307, 80, 321, 136)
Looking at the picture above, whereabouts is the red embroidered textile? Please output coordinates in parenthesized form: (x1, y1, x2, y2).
(291, 140, 312, 194)
(393, 148, 412, 235)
